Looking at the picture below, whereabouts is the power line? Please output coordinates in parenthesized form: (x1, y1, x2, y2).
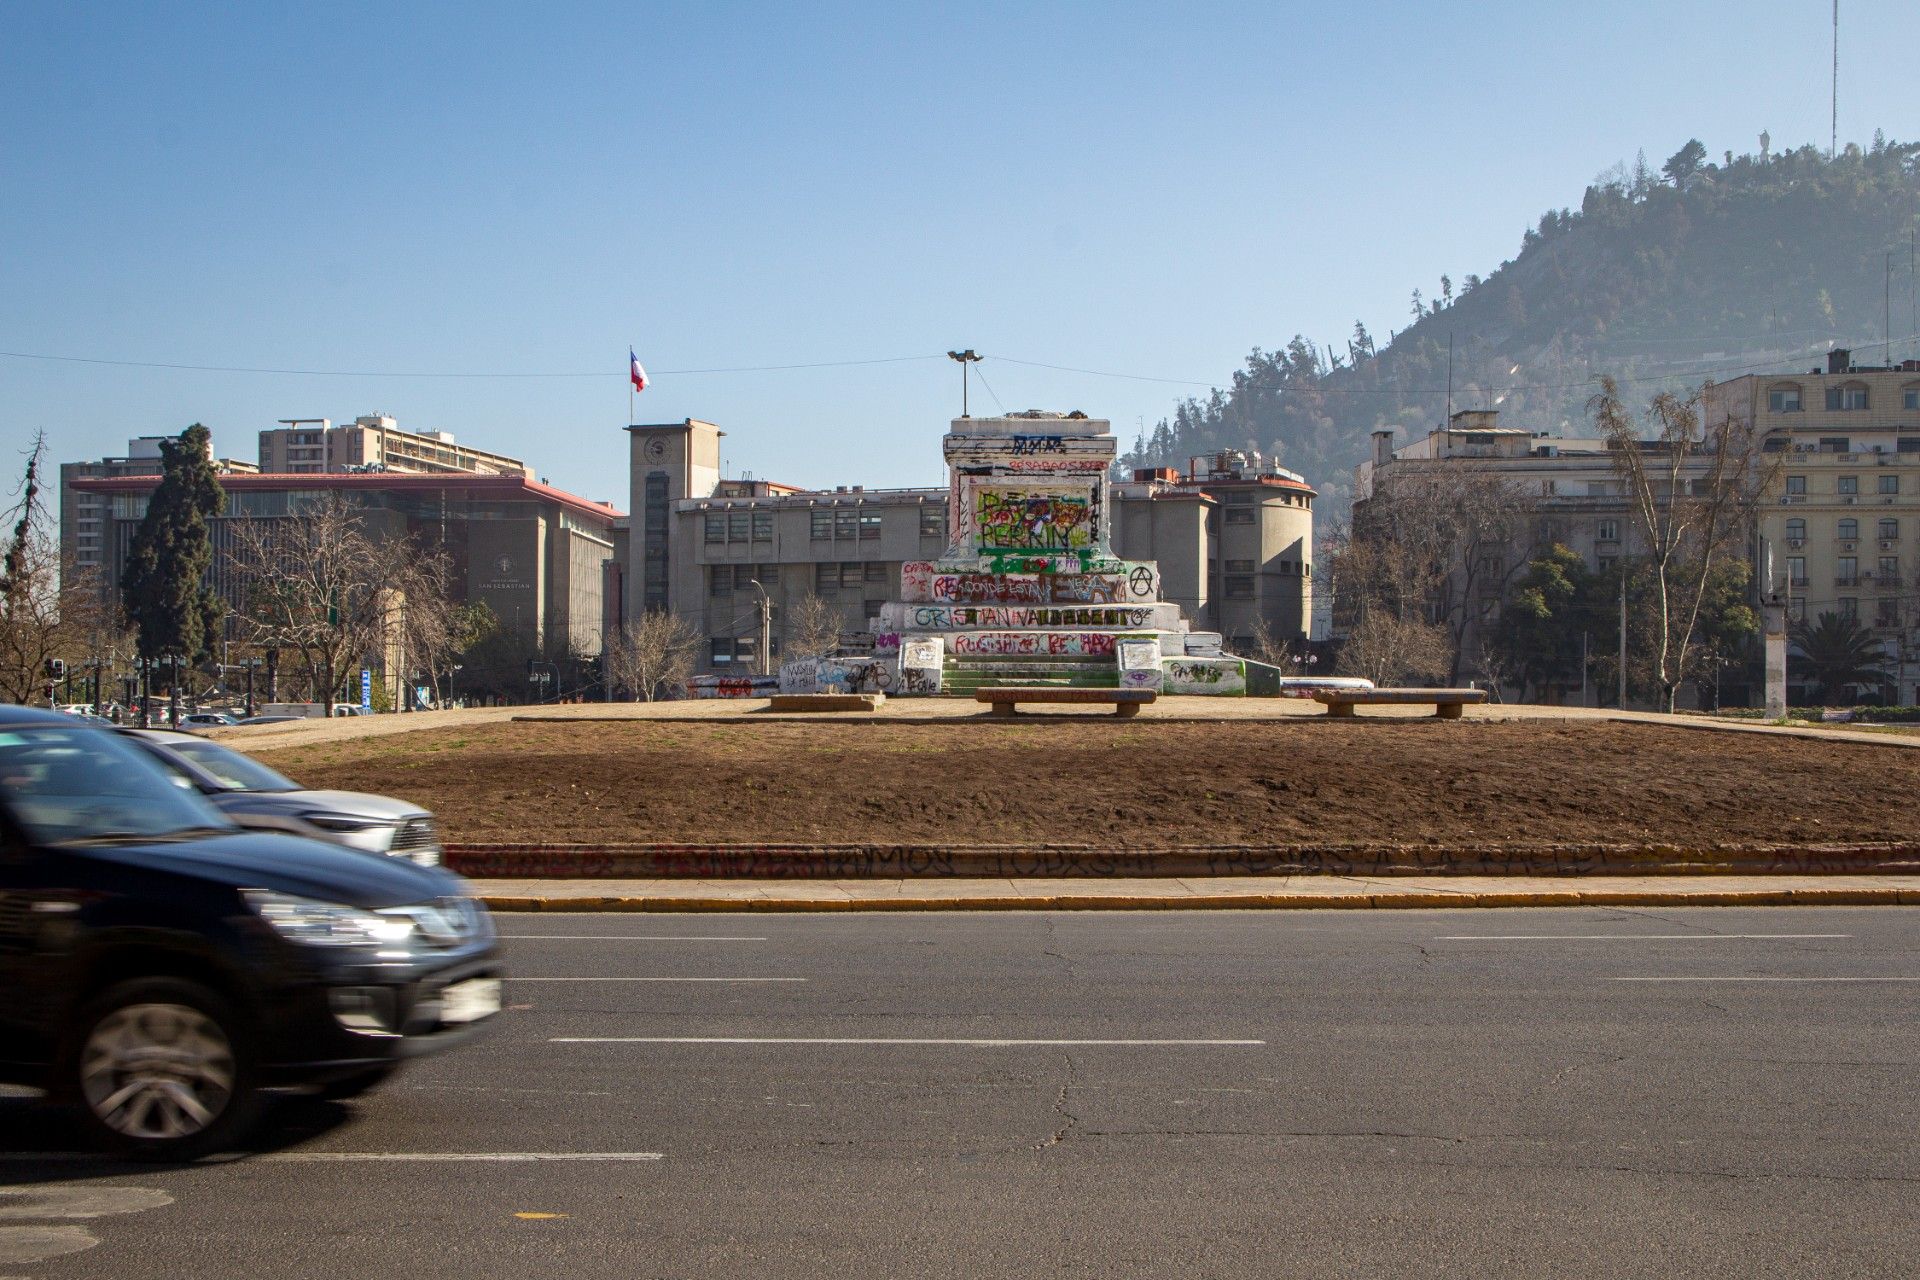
(0, 350, 950, 379)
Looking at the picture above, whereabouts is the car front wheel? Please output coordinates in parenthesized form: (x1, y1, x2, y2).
(67, 978, 259, 1159)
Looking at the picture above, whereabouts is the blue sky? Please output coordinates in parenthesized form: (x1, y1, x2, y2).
(3, 1, 1916, 505)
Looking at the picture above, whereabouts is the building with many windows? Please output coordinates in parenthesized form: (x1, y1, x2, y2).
(612, 417, 1316, 674)
(59, 436, 256, 587)
(257, 415, 533, 478)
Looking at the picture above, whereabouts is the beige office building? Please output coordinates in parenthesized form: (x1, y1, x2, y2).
(612, 418, 1315, 674)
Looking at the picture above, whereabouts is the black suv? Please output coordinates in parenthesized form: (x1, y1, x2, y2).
(0, 706, 503, 1158)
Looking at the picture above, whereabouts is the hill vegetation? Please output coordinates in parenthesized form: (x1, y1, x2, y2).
(1124, 135, 1920, 517)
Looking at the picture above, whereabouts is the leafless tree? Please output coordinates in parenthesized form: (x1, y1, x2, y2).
(224, 493, 443, 715)
(783, 591, 844, 660)
(1592, 377, 1779, 713)
(605, 610, 700, 701)
(0, 435, 122, 705)
(1336, 611, 1454, 686)
(1242, 614, 1295, 669)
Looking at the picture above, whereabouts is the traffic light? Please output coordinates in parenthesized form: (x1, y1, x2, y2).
(44, 658, 65, 680)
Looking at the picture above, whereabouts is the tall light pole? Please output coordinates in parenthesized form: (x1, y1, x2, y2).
(947, 350, 981, 418)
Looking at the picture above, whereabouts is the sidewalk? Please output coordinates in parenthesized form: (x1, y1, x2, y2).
(472, 874, 1920, 913)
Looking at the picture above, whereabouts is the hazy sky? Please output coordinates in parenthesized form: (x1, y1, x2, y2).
(4, 1, 1915, 505)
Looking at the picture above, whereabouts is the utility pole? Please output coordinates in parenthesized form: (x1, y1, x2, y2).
(947, 350, 981, 418)
(1830, 0, 1839, 159)
(749, 580, 772, 677)
(1617, 572, 1628, 709)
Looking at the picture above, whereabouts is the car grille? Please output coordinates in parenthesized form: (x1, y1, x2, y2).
(391, 817, 438, 853)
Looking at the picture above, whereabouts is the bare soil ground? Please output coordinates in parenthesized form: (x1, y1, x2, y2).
(247, 718, 1920, 848)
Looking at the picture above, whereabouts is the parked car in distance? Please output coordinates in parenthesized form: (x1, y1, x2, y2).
(180, 712, 240, 728)
(123, 729, 446, 866)
(0, 706, 501, 1158)
(238, 715, 303, 726)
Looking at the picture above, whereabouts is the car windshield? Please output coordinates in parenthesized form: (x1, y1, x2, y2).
(166, 738, 300, 792)
(0, 725, 237, 845)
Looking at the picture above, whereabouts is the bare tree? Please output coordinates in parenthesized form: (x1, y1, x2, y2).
(783, 591, 844, 660)
(0, 435, 121, 705)
(1242, 614, 1294, 669)
(224, 493, 432, 715)
(605, 610, 700, 702)
(1592, 378, 1778, 712)
(1337, 611, 1454, 686)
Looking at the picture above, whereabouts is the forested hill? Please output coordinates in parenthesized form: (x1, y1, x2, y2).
(1123, 136, 1920, 517)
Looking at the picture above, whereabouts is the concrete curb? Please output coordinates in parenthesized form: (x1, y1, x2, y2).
(478, 887, 1920, 913)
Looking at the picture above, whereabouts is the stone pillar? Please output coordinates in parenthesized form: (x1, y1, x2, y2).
(1763, 597, 1787, 719)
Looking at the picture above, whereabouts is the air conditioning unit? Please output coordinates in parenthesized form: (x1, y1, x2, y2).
(1788, 538, 1805, 548)
(1882, 539, 1898, 549)
(1841, 540, 1857, 551)
(1843, 496, 1858, 504)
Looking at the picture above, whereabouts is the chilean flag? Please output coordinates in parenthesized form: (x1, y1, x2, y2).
(629, 348, 650, 393)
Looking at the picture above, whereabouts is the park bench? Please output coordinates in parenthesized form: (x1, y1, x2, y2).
(1312, 687, 1488, 720)
(974, 687, 1157, 718)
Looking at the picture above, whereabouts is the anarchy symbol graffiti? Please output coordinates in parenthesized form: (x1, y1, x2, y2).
(1128, 566, 1154, 597)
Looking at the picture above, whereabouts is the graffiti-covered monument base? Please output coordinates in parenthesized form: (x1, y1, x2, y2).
(780, 414, 1260, 697)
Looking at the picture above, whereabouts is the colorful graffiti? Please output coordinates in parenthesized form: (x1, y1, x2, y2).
(975, 489, 1094, 552)
(947, 631, 1117, 657)
(1008, 434, 1067, 455)
(1162, 658, 1247, 696)
(906, 605, 1157, 630)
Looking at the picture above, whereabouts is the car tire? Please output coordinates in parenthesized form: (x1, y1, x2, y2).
(314, 1064, 399, 1101)
(65, 977, 260, 1160)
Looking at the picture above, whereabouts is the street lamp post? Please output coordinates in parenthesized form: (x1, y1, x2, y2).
(947, 350, 981, 418)
(747, 579, 772, 677)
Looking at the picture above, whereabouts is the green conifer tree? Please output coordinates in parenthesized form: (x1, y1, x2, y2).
(120, 424, 226, 684)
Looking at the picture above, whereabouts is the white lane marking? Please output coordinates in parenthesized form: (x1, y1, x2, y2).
(497, 935, 767, 942)
(1436, 933, 1851, 941)
(509, 977, 805, 983)
(1611, 976, 1920, 983)
(255, 1152, 666, 1162)
(553, 1037, 1265, 1047)
(0, 1224, 97, 1265)
(0, 1186, 172, 1218)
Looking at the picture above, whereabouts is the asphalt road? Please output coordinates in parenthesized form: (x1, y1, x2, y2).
(4, 906, 1919, 1279)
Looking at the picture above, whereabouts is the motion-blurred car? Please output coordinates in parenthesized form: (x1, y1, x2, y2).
(122, 729, 445, 867)
(180, 711, 240, 728)
(0, 706, 501, 1158)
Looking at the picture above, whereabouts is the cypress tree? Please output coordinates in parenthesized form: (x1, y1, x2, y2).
(121, 425, 226, 710)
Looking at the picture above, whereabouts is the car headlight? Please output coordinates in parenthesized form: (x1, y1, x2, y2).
(243, 889, 416, 948)
(303, 813, 396, 852)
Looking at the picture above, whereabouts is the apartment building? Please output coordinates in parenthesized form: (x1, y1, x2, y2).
(257, 415, 534, 478)
(1706, 350, 1920, 701)
(59, 436, 256, 585)
(612, 418, 1314, 674)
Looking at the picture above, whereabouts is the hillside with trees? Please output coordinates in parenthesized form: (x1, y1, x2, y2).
(1123, 135, 1920, 516)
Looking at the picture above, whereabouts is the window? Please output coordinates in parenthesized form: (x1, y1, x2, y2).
(858, 511, 882, 540)
(919, 504, 946, 537)
(810, 509, 833, 540)
(1477, 555, 1503, 576)
(1597, 555, 1616, 573)
(727, 511, 750, 542)
(1881, 518, 1900, 540)
(710, 639, 734, 667)
(1839, 475, 1858, 496)
(864, 562, 886, 584)
(1224, 508, 1256, 524)
(704, 514, 725, 544)
(834, 508, 857, 540)
(1827, 384, 1870, 411)
(1785, 518, 1806, 541)
(1837, 556, 1858, 586)
(709, 567, 732, 597)
(839, 561, 863, 589)
(1225, 559, 1256, 573)
(1839, 518, 1859, 541)
(1788, 597, 1806, 622)
(1839, 597, 1859, 622)
(1878, 598, 1901, 627)
(814, 562, 837, 591)
(1596, 519, 1619, 542)
(1768, 384, 1803, 412)
(1786, 475, 1806, 496)
(1881, 475, 1900, 495)
(1819, 437, 1851, 454)
(710, 638, 758, 668)
(752, 511, 773, 541)
(1787, 557, 1807, 586)
(1224, 576, 1254, 598)
(1880, 556, 1899, 580)
(1905, 386, 1920, 411)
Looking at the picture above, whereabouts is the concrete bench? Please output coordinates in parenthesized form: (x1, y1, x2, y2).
(1312, 688, 1488, 720)
(767, 694, 883, 712)
(974, 687, 1157, 718)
